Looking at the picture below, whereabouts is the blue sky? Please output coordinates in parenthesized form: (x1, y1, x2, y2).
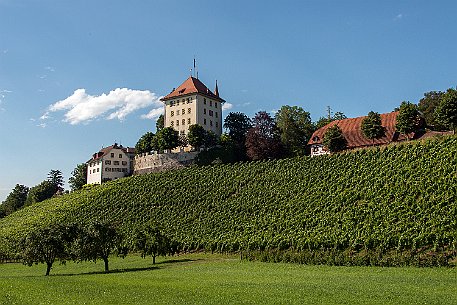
(1, 0, 456, 201)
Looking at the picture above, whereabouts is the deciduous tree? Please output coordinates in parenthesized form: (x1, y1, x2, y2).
(395, 101, 420, 140)
(245, 111, 283, 160)
(435, 88, 457, 134)
(68, 164, 87, 191)
(156, 114, 164, 132)
(323, 125, 347, 153)
(131, 224, 174, 264)
(187, 124, 207, 149)
(223, 112, 252, 146)
(25, 180, 57, 206)
(418, 91, 445, 130)
(155, 127, 180, 151)
(135, 132, 155, 154)
(361, 111, 386, 144)
(275, 105, 314, 156)
(0, 184, 29, 217)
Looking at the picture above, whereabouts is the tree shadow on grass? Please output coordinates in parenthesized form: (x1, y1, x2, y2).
(155, 258, 198, 265)
(51, 266, 161, 277)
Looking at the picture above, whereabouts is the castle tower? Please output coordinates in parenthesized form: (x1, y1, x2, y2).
(160, 77, 225, 136)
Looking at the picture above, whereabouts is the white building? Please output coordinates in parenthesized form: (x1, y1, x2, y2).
(87, 143, 135, 184)
(160, 76, 225, 136)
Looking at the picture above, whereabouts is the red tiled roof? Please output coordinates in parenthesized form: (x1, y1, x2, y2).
(160, 77, 225, 102)
(88, 144, 135, 162)
(308, 112, 407, 149)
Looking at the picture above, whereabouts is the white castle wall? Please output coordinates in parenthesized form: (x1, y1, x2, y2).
(133, 151, 198, 175)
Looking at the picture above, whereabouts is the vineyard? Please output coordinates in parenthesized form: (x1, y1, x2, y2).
(1, 135, 456, 266)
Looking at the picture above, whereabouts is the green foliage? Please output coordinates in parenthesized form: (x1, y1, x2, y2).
(187, 124, 206, 148)
(68, 163, 87, 191)
(73, 222, 122, 272)
(24, 180, 57, 206)
(135, 132, 155, 154)
(1, 135, 457, 267)
(315, 112, 347, 130)
(436, 88, 457, 133)
(156, 114, 164, 132)
(130, 223, 175, 264)
(361, 111, 386, 143)
(395, 101, 420, 139)
(223, 112, 252, 146)
(418, 91, 446, 130)
(275, 105, 314, 156)
(22, 223, 74, 275)
(323, 125, 347, 152)
(47, 169, 64, 192)
(0, 184, 29, 217)
(155, 127, 179, 151)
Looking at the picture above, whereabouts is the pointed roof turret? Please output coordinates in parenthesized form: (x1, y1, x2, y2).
(214, 80, 219, 97)
(161, 76, 225, 103)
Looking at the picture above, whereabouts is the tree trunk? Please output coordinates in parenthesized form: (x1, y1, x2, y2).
(103, 257, 109, 272)
(46, 262, 52, 276)
(152, 254, 156, 265)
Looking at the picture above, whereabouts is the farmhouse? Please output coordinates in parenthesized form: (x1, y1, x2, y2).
(87, 143, 135, 184)
(308, 111, 407, 156)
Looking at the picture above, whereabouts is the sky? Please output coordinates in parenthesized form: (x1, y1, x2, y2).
(1, 0, 457, 201)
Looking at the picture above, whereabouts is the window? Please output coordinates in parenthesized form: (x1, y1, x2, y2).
(215, 112, 218, 118)
(177, 110, 180, 115)
(188, 108, 191, 114)
(216, 122, 219, 128)
(176, 120, 179, 126)
(111, 153, 114, 157)
(171, 111, 174, 116)
(187, 98, 190, 103)
(105, 160, 111, 165)
(170, 101, 175, 106)
(182, 119, 185, 125)
(114, 161, 119, 165)
(204, 108, 206, 115)
(210, 120, 213, 127)
(97, 168, 100, 172)
(182, 108, 185, 114)
(182, 99, 185, 103)
(204, 118, 207, 125)
(209, 110, 213, 117)
(204, 98, 206, 104)
(122, 161, 127, 165)
(210, 100, 212, 107)
(177, 100, 180, 106)
(89, 169, 91, 174)
(180, 130, 185, 135)
(188, 118, 191, 124)
(171, 121, 174, 127)
(119, 154, 122, 158)
(215, 102, 217, 108)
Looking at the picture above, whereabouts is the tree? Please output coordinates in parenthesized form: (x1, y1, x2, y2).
(204, 130, 218, 148)
(223, 112, 252, 146)
(395, 101, 420, 140)
(68, 163, 87, 191)
(435, 88, 457, 134)
(0, 184, 29, 217)
(187, 124, 207, 149)
(315, 111, 347, 130)
(323, 125, 347, 153)
(22, 224, 74, 276)
(156, 114, 164, 132)
(135, 132, 155, 154)
(418, 91, 445, 130)
(155, 127, 180, 151)
(73, 222, 121, 273)
(47, 170, 64, 192)
(25, 180, 57, 206)
(361, 111, 386, 144)
(245, 111, 283, 160)
(132, 224, 174, 264)
(275, 105, 314, 156)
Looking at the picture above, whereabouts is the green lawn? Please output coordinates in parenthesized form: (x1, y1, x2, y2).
(0, 253, 456, 305)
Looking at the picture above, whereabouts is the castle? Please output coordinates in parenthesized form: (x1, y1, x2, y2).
(87, 75, 225, 183)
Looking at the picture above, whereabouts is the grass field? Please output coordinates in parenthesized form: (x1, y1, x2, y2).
(0, 253, 456, 305)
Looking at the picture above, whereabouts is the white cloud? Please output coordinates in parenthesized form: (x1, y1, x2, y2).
(46, 88, 163, 125)
(141, 107, 164, 120)
(395, 13, 403, 20)
(45, 66, 55, 72)
(222, 102, 233, 111)
(37, 123, 47, 128)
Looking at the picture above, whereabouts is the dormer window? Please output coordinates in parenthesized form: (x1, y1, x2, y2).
(312, 136, 320, 142)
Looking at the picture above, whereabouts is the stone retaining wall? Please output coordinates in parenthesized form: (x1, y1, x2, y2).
(133, 151, 198, 175)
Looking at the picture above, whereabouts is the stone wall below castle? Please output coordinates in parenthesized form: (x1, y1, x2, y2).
(133, 151, 198, 175)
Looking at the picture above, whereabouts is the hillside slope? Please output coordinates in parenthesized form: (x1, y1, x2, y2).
(1, 136, 456, 261)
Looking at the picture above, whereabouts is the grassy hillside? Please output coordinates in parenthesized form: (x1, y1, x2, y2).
(1, 135, 456, 264)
